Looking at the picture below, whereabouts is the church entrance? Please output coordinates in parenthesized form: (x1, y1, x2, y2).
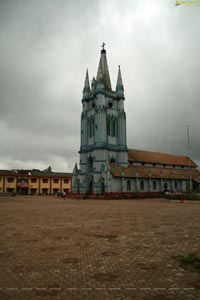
(83, 175, 93, 195)
(86, 157, 94, 194)
(101, 181, 105, 195)
(97, 177, 105, 195)
(88, 181, 93, 194)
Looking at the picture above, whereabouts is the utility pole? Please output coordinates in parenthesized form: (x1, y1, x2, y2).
(186, 124, 192, 191)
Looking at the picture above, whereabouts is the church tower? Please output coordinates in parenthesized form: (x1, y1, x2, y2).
(72, 44, 128, 194)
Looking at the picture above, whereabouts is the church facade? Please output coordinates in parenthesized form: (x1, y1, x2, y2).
(72, 46, 200, 195)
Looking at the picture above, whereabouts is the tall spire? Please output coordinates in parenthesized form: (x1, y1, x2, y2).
(82, 69, 91, 100)
(96, 43, 112, 92)
(116, 65, 124, 99)
(95, 59, 105, 94)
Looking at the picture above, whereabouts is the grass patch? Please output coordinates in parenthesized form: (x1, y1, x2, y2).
(178, 253, 200, 272)
(179, 253, 199, 264)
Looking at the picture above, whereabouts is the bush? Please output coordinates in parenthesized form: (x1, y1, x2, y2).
(184, 193, 200, 201)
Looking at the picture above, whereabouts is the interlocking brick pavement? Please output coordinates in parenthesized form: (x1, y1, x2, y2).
(0, 196, 200, 299)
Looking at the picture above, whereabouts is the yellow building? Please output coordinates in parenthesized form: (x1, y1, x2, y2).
(0, 169, 72, 195)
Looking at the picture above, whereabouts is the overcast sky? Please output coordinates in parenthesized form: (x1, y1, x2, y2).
(0, 0, 200, 172)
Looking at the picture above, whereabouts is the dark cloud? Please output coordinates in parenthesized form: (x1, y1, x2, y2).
(0, 0, 200, 171)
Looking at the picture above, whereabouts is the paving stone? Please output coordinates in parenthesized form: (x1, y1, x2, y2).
(0, 196, 200, 299)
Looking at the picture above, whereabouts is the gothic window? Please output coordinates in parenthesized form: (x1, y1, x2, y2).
(153, 180, 156, 190)
(127, 180, 131, 191)
(90, 120, 92, 137)
(92, 119, 94, 137)
(88, 120, 90, 137)
(88, 118, 94, 138)
(107, 116, 117, 137)
(140, 180, 144, 190)
(88, 157, 93, 173)
(107, 118, 110, 136)
(112, 119, 116, 137)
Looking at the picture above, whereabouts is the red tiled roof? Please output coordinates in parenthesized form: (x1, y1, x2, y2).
(128, 149, 197, 168)
(110, 164, 200, 180)
(0, 169, 72, 177)
(193, 177, 200, 184)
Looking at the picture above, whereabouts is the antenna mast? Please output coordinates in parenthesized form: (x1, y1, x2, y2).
(186, 124, 192, 191)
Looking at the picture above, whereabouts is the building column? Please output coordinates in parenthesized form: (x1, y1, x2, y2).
(149, 178, 152, 192)
(136, 175, 139, 191)
(171, 178, 174, 191)
(121, 170, 125, 192)
(60, 178, 62, 192)
(50, 177, 52, 195)
(3, 175, 5, 192)
(148, 171, 152, 192)
(180, 173, 184, 191)
(160, 172, 163, 192)
(39, 177, 41, 194)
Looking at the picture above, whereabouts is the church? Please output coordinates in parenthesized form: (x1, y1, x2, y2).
(72, 45, 200, 195)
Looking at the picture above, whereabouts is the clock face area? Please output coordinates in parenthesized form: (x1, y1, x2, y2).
(107, 100, 113, 109)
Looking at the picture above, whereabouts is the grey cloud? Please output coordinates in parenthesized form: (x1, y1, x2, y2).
(0, 0, 200, 171)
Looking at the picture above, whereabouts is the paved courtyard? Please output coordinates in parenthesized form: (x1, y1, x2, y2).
(0, 196, 200, 300)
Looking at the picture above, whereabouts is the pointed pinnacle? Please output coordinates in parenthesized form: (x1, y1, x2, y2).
(116, 65, 125, 99)
(82, 68, 91, 100)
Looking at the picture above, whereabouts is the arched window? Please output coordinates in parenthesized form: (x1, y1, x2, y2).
(153, 180, 156, 190)
(127, 180, 131, 191)
(174, 181, 178, 189)
(140, 180, 144, 190)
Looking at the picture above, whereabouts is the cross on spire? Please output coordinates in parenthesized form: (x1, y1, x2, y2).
(101, 42, 106, 50)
